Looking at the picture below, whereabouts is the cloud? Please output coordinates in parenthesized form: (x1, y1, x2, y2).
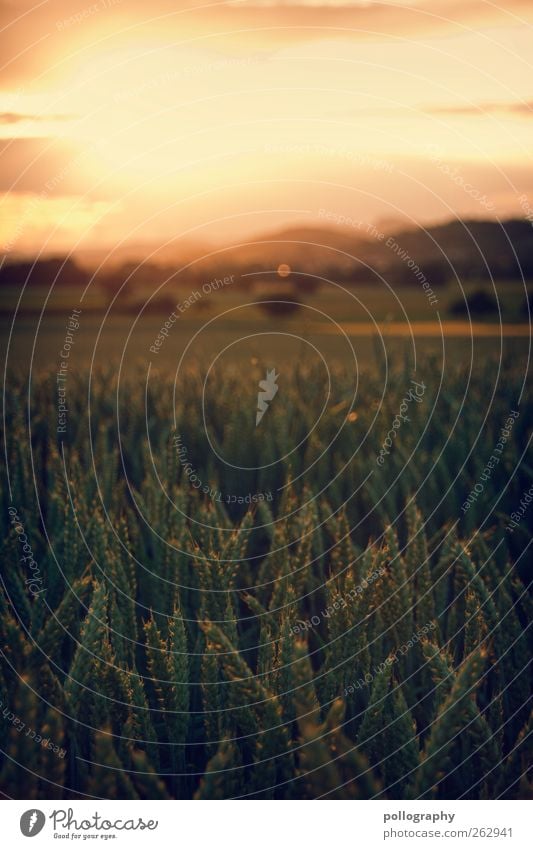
(1, 0, 532, 88)
(425, 101, 533, 118)
(0, 0, 532, 93)
(133, 0, 533, 44)
(0, 112, 72, 124)
(0, 137, 108, 196)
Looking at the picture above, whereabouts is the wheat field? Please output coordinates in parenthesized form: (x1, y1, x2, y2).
(1, 357, 531, 799)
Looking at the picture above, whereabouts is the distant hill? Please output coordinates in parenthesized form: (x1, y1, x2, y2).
(194, 218, 533, 284)
(383, 219, 533, 280)
(2, 219, 532, 302)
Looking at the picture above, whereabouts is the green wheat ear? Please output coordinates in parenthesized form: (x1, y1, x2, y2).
(194, 739, 242, 799)
(498, 710, 533, 799)
(291, 641, 347, 799)
(168, 608, 190, 753)
(201, 619, 292, 793)
(405, 500, 435, 628)
(34, 573, 92, 666)
(129, 748, 172, 799)
(415, 647, 487, 798)
(356, 664, 393, 767)
(64, 580, 109, 719)
(87, 728, 139, 799)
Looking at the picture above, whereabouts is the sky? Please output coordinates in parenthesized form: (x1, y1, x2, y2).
(0, 0, 532, 256)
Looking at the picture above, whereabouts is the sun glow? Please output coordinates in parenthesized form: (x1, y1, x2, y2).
(1, 3, 532, 253)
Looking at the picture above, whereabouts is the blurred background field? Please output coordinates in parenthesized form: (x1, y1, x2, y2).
(1, 217, 532, 374)
(2, 281, 531, 376)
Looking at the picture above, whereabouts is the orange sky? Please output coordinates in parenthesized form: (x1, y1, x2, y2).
(1, 0, 532, 255)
